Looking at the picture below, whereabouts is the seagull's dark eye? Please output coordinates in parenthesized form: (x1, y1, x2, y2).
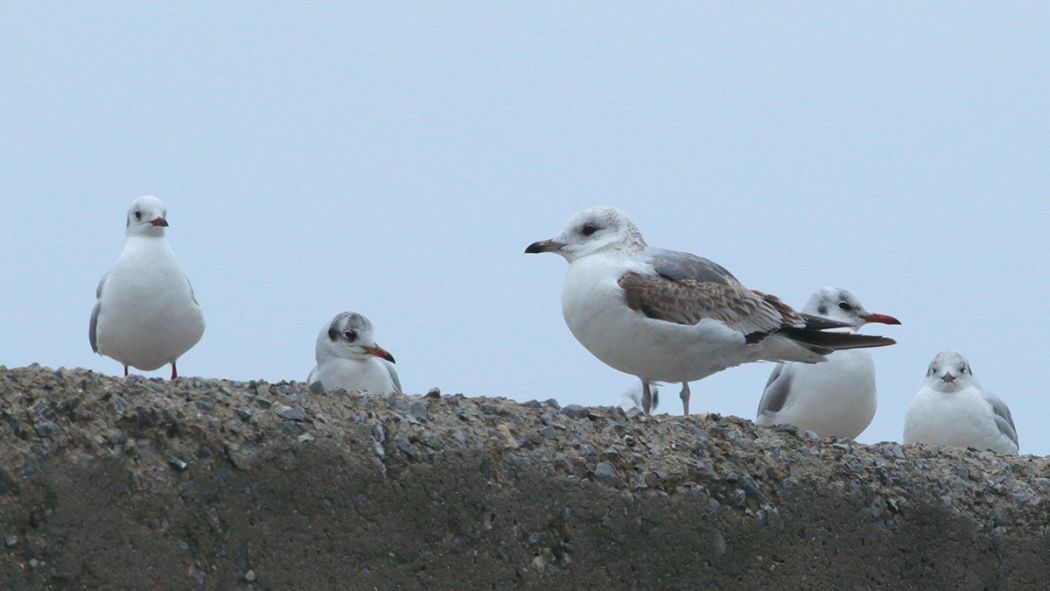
(928, 365, 937, 376)
(134, 210, 142, 221)
(838, 302, 852, 312)
(580, 223, 599, 236)
(343, 330, 357, 342)
(960, 364, 969, 374)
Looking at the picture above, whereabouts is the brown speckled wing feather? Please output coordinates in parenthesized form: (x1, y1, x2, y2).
(618, 272, 803, 336)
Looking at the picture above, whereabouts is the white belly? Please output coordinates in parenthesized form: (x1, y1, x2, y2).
(903, 387, 1016, 454)
(96, 243, 205, 371)
(560, 257, 754, 383)
(766, 350, 877, 439)
(310, 358, 397, 395)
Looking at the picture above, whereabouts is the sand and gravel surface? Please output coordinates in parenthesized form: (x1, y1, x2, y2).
(1, 365, 1049, 590)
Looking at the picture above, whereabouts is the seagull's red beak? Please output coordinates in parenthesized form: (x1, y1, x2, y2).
(525, 239, 563, 254)
(150, 217, 169, 227)
(364, 345, 395, 363)
(860, 312, 901, 325)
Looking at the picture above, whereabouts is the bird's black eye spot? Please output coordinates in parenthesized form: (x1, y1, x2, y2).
(928, 365, 937, 376)
(960, 364, 969, 374)
(580, 223, 599, 236)
(343, 330, 357, 342)
(838, 302, 852, 312)
(134, 210, 142, 221)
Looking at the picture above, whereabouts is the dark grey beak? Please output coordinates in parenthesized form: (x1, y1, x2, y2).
(941, 373, 956, 384)
(525, 239, 563, 254)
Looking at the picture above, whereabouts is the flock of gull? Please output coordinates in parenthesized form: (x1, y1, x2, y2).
(89, 197, 1019, 456)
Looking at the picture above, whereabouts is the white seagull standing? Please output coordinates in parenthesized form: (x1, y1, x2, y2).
(90, 196, 205, 379)
(525, 207, 896, 415)
(307, 311, 401, 395)
(903, 350, 1018, 455)
(756, 287, 900, 438)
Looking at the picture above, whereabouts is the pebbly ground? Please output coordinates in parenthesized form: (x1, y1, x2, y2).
(1, 365, 1048, 590)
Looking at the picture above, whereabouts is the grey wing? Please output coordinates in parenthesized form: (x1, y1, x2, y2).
(985, 392, 1019, 450)
(646, 248, 737, 285)
(756, 363, 795, 422)
(185, 275, 200, 307)
(89, 273, 108, 353)
(383, 360, 402, 394)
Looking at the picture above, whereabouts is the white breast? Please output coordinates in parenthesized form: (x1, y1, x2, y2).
(95, 238, 205, 371)
(560, 255, 751, 383)
(903, 386, 1017, 454)
(763, 350, 877, 439)
(309, 357, 398, 395)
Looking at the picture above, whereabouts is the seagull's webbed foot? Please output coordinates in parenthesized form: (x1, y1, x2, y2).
(680, 382, 690, 416)
(170, 362, 178, 381)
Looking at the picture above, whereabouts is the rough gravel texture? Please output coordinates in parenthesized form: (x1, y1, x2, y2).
(1, 365, 1049, 590)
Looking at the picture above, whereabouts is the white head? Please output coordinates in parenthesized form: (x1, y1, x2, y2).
(801, 287, 901, 330)
(924, 349, 978, 393)
(525, 207, 647, 263)
(316, 311, 395, 364)
(125, 195, 169, 238)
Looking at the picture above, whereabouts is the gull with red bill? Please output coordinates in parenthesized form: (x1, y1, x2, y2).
(756, 287, 901, 439)
(90, 195, 205, 379)
(525, 206, 897, 416)
(307, 311, 401, 395)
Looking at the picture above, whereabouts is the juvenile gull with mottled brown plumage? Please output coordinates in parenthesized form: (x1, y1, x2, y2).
(525, 207, 896, 415)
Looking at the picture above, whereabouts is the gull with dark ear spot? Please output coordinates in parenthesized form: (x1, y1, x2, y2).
(308, 311, 401, 395)
(756, 287, 900, 438)
(903, 350, 1018, 454)
(526, 207, 897, 416)
(90, 196, 205, 379)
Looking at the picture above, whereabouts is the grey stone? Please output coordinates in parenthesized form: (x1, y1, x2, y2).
(561, 404, 588, 419)
(593, 462, 620, 487)
(34, 420, 61, 438)
(396, 434, 419, 459)
(276, 406, 306, 422)
(0, 468, 15, 496)
(409, 401, 428, 422)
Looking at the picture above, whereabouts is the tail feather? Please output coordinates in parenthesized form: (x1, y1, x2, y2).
(779, 327, 896, 351)
(799, 313, 852, 331)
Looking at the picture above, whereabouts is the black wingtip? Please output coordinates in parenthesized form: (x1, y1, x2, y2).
(780, 328, 897, 351)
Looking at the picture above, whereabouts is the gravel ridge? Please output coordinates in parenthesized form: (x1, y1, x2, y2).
(1, 365, 1048, 590)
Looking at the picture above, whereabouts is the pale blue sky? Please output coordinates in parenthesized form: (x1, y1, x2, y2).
(2, 3, 1048, 453)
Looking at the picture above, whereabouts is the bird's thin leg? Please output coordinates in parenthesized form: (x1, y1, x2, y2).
(123, 365, 129, 378)
(641, 380, 653, 415)
(680, 382, 690, 416)
(171, 362, 178, 380)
